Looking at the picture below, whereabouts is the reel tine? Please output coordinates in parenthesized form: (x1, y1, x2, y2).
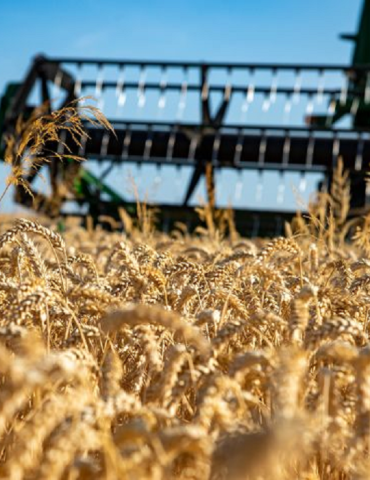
(224, 67, 232, 102)
(252, 214, 260, 238)
(240, 67, 255, 121)
(282, 132, 291, 167)
(274, 131, 291, 205)
(365, 72, 370, 104)
(78, 134, 88, 157)
(188, 136, 198, 161)
(263, 68, 278, 112)
(57, 130, 67, 155)
(177, 66, 188, 121)
(174, 165, 184, 202)
(258, 130, 267, 167)
(256, 130, 266, 202)
(234, 170, 243, 201)
(340, 71, 349, 106)
(116, 64, 125, 97)
(255, 171, 264, 203)
(100, 131, 110, 158)
(233, 129, 244, 166)
(74, 63, 82, 97)
(351, 97, 360, 117)
(212, 132, 221, 166)
(166, 128, 177, 161)
(95, 63, 104, 110)
(158, 65, 167, 114)
(144, 127, 153, 160)
(299, 172, 307, 193)
(299, 133, 315, 193)
(306, 133, 315, 170)
(137, 65, 147, 109)
(274, 216, 283, 236)
(355, 132, 365, 171)
(201, 69, 209, 102)
(262, 93, 270, 112)
(154, 163, 162, 187)
(332, 132, 340, 168)
(116, 65, 126, 114)
(277, 171, 286, 205)
(293, 68, 301, 104)
(326, 98, 336, 127)
(121, 124, 132, 159)
(270, 68, 278, 104)
(306, 93, 314, 116)
(316, 69, 325, 105)
(241, 89, 249, 121)
(134, 161, 143, 194)
(284, 93, 292, 124)
(247, 68, 255, 103)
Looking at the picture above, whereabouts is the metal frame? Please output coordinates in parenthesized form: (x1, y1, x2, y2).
(2, 52, 370, 229)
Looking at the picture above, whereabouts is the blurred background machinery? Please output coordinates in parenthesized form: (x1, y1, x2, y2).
(1, 0, 370, 235)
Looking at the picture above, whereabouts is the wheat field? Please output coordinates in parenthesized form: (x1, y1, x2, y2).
(0, 192, 369, 480)
(1, 103, 370, 479)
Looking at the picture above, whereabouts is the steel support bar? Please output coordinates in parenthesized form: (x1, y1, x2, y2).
(46, 57, 370, 72)
(72, 125, 370, 172)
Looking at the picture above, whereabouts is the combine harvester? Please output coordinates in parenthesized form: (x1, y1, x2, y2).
(1, 0, 370, 235)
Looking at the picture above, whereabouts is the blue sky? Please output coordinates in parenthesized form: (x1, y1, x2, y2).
(0, 0, 361, 94)
(0, 0, 364, 213)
